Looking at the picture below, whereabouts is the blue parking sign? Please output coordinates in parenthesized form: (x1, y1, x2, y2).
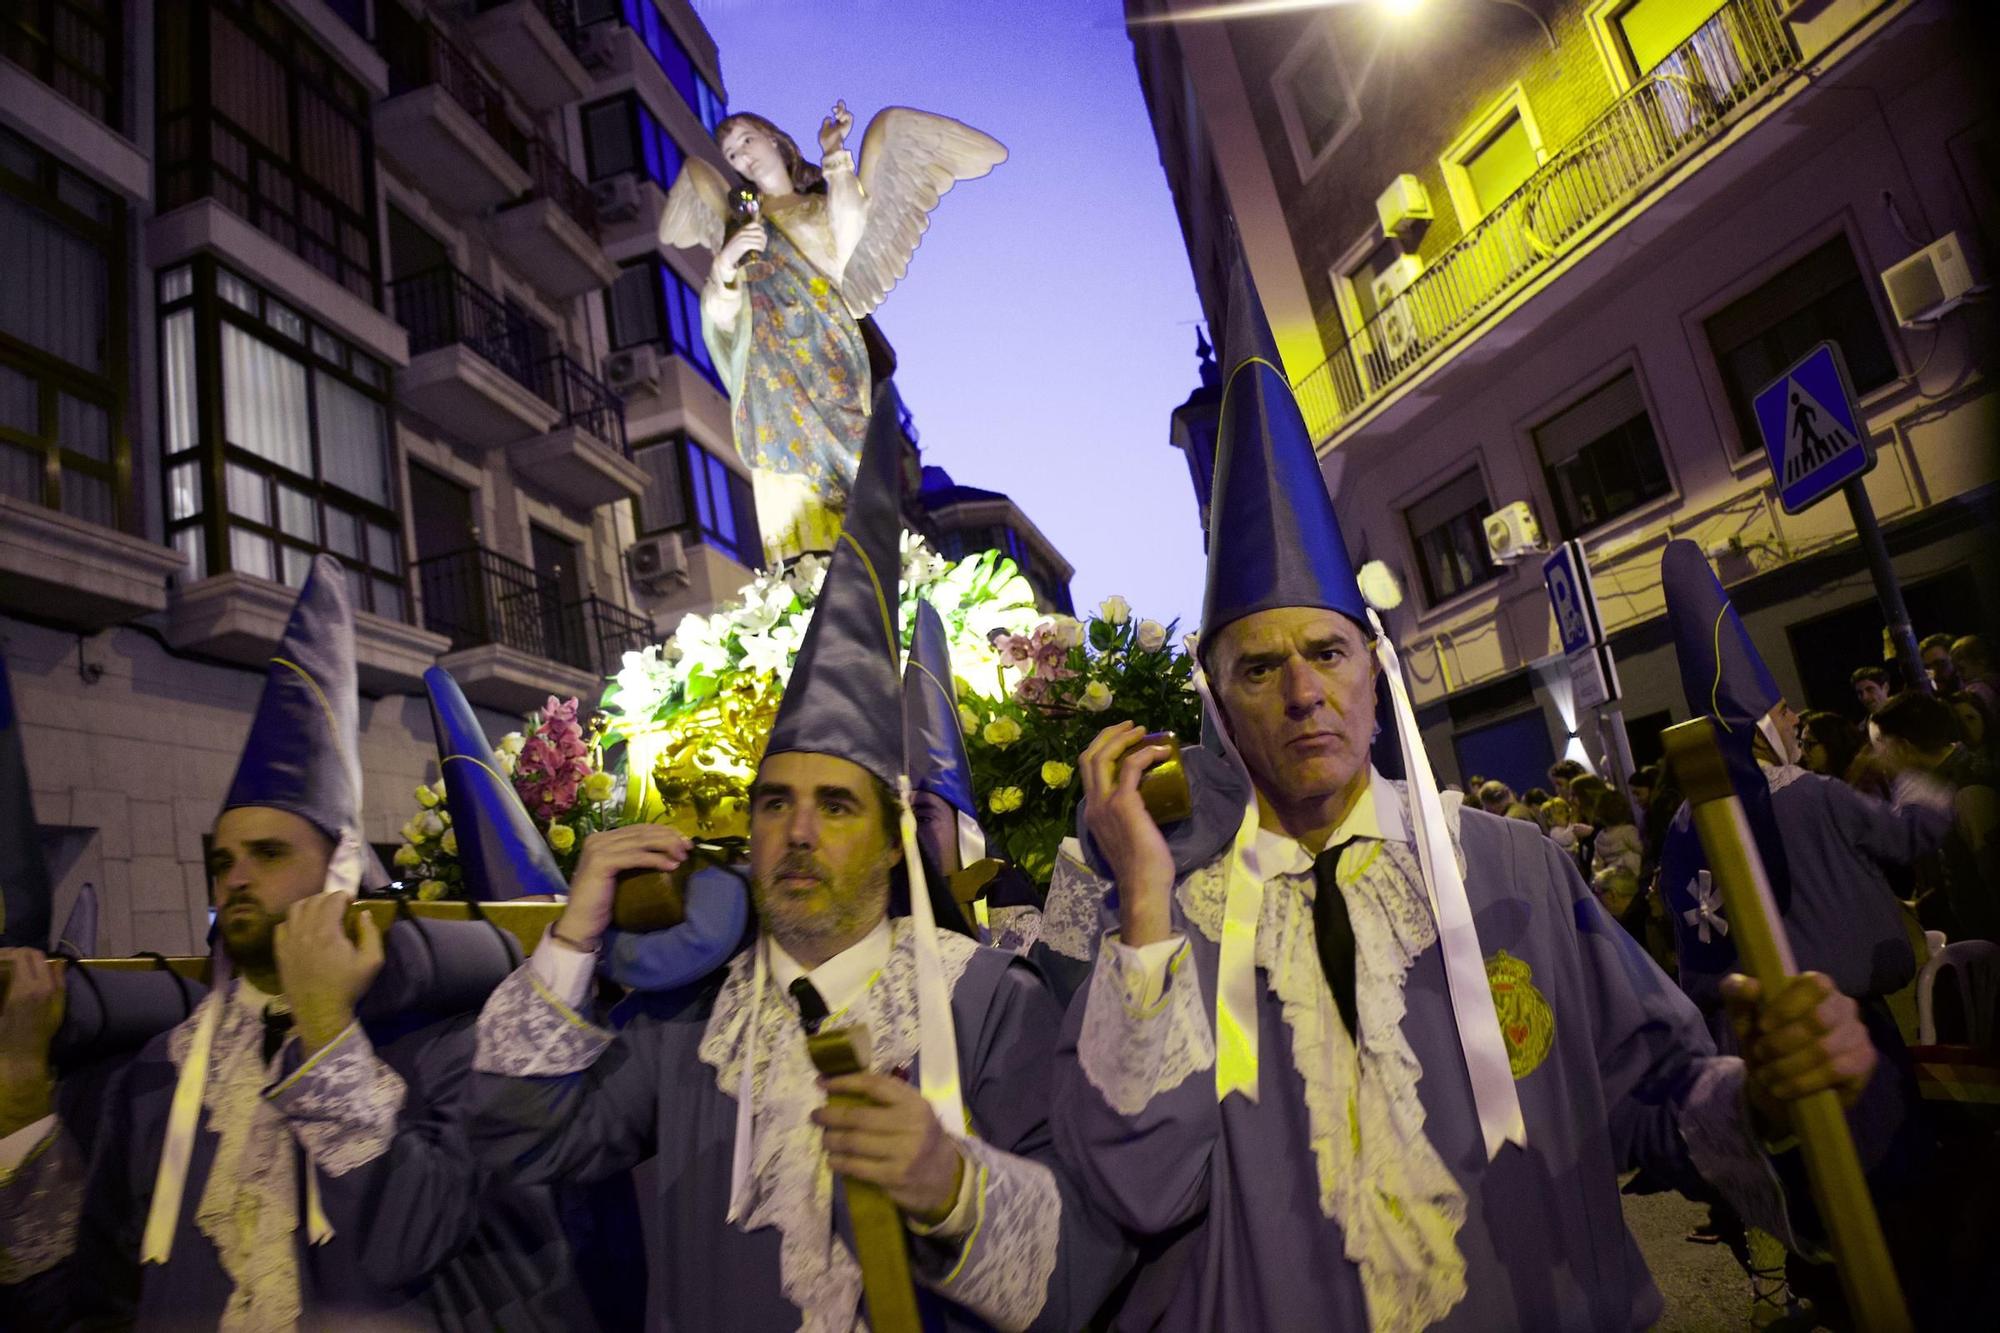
(1754, 341, 1874, 514)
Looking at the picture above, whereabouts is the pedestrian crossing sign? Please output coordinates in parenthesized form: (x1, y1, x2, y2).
(1753, 341, 1875, 514)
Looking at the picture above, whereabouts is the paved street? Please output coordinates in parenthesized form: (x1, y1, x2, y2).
(1623, 1180, 1752, 1331)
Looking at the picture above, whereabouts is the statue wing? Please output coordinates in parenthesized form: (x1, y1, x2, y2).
(842, 108, 1007, 317)
(657, 157, 732, 253)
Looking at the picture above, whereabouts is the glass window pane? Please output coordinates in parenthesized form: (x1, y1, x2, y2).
(315, 372, 390, 503)
(231, 525, 275, 579)
(168, 461, 202, 520)
(55, 170, 115, 226)
(57, 393, 110, 463)
(173, 525, 208, 582)
(324, 506, 360, 557)
(266, 299, 305, 342)
(634, 437, 687, 532)
(0, 192, 109, 374)
(0, 362, 36, 433)
(312, 327, 343, 364)
(0, 441, 41, 504)
(163, 310, 199, 453)
(217, 267, 258, 313)
(277, 484, 316, 539)
(221, 324, 312, 474)
(372, 576, 405, 621)
(1284, 38, 1354, 159)
(609, 264, 661, 349)
(1465, 113, 1537, 214)
(583, 97, 637, 181)
(1618, 0, 1723, 75)
(281, 544, 313, 587)
(161, 265, 194, 303)
(367, 522, 399, 571)
(225, 461, 268, 523)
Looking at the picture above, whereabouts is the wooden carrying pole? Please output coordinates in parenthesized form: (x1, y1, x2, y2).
(806, 1025, 922, 1333)
(1662, 720, 1911, 1333)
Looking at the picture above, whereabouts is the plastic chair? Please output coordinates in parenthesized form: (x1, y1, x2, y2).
(1916, 935, 2000, 1050)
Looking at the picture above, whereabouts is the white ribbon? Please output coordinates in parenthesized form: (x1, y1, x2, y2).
(1369, 609, 1526, 1160)
(1191, 664, 1266, 1105)
(955, 809, 987, 873)
(901, 776, 967, 1138)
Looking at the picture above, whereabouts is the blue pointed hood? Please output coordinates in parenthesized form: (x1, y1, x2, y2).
(764, 381, 907, 786)
(1200, 259, 1366, 648)
(903, 600, 978, 826)
(1661, 540, 1782, 736)
(424, 666, 568, 901)
(0, 652, 54, 948)
(220, 555, 361, 846)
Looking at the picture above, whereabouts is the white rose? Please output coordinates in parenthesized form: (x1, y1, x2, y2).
(1136, 619, 1167, 652)
(1098, 595, 1130, 626)
(1050, 615, 1084, 649)
(499, 732, 526, 756)
(1080, 680, 1114, 712)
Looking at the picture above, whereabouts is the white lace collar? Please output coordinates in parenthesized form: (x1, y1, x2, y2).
(697, 921, 977, 1331)
(1246, 768, 1406, 881)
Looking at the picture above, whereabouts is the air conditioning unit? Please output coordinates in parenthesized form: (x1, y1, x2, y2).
(576, 25, 621, 71)
(1482, 500, 1544, 563)
(592, 174, 644, 225)
(1881, 231, 1981, 327)
(1375, 174, 1434, 242)
(604, 345, 662, 397)
(1370, 255, 1422, 360)
(626, 532, 689, 592)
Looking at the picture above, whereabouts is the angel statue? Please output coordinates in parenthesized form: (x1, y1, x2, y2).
(658, 100, 1006, 561)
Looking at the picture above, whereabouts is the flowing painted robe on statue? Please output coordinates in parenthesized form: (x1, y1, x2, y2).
(1051, 777, 1794, 1332)
(468, 920, 1127, 1331)
(0, 979, 592, 1330)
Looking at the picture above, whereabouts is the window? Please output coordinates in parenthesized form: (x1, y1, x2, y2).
(616, 1, 725, 132)
(1532, 370, 1673, 536)
(1604, 0, 1727, 77)
(159, 258, 405, 616)
(3, 1, 121, 127)
(1441, 87, 1544, 227)
(1273, 28, 1357, 176)
(1405, 469, 1501, 606)
(157, 0, 379, 301)
(608, 258, 720, 387)
(0, 124, 124, 527)
(1704, 235, 1898, 454)
(582, 92, 684, 189)
(631, 433, 762, 569)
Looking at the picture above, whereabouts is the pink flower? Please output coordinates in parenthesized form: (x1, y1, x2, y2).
(997, 634, 1036, 671)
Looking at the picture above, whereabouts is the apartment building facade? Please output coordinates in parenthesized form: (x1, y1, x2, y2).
(1132, 0, 1997, 792)
(0, 0, 758, 954)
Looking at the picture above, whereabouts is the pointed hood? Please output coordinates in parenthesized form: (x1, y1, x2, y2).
(764, 381, 907, 785)
(0, 651, 53, 948)
(220, 555, 362, 847)
(1658, 538, 1792, 914)
(1200, 259, 1366, 648)
(903, 600, 978, 824)
(1661, 540, 1783, 736)
(424, 666, 567, 901)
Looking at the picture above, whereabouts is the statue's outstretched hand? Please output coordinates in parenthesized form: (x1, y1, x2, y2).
(819, 99, 853, 156)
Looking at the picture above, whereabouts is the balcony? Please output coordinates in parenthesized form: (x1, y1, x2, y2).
(508, 352, 648, 506)
(0, 495, 185, 632)
(164, 572, 449, 696)
(415, 546, 654, 711)
(375, 25, 532, 212)
(393, 265, 560, 447)
(468, 0, 593, 112)
(492, 134, 619, 298)
(1292, 0, 1799, 447)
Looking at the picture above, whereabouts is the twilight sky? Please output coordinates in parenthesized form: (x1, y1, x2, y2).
(694, 0, 1212, 631)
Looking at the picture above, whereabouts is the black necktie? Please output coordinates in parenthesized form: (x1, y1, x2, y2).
(261, 1001, 294, 1064)
(790, 977, 830, 1034)
(1311, 845, 1359, 1039)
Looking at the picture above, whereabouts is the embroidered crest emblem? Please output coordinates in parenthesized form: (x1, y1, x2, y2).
(1485, 950, 1554, 1080)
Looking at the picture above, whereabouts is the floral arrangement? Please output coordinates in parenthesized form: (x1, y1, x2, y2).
(393, 697, 624, 896)
(956, 596, 1201, 883)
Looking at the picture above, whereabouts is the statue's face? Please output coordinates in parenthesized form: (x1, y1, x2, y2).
(720, 121, 788, 192)
(1210, 607, 1378, 816)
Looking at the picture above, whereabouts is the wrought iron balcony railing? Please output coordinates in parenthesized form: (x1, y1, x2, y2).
(539, 350, 629, 455)
(392, 264, 544, 393)
(415, 546, 652, 676)
(1292, 0, 1799, 443)
(517, 132, 601, 239)
(383, 20, 530, 166)
(471, 0, 583, 55)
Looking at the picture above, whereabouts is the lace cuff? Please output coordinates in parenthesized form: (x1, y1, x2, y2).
(474, 963, 612, 1077)
(1079, 936, 1214, 1116)
(268, 1023, 408, 1177)
(914, 1137, 1059, 1332)
(1678, 1056, 1799, 1250)
(0, 1118, 82, 1282)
